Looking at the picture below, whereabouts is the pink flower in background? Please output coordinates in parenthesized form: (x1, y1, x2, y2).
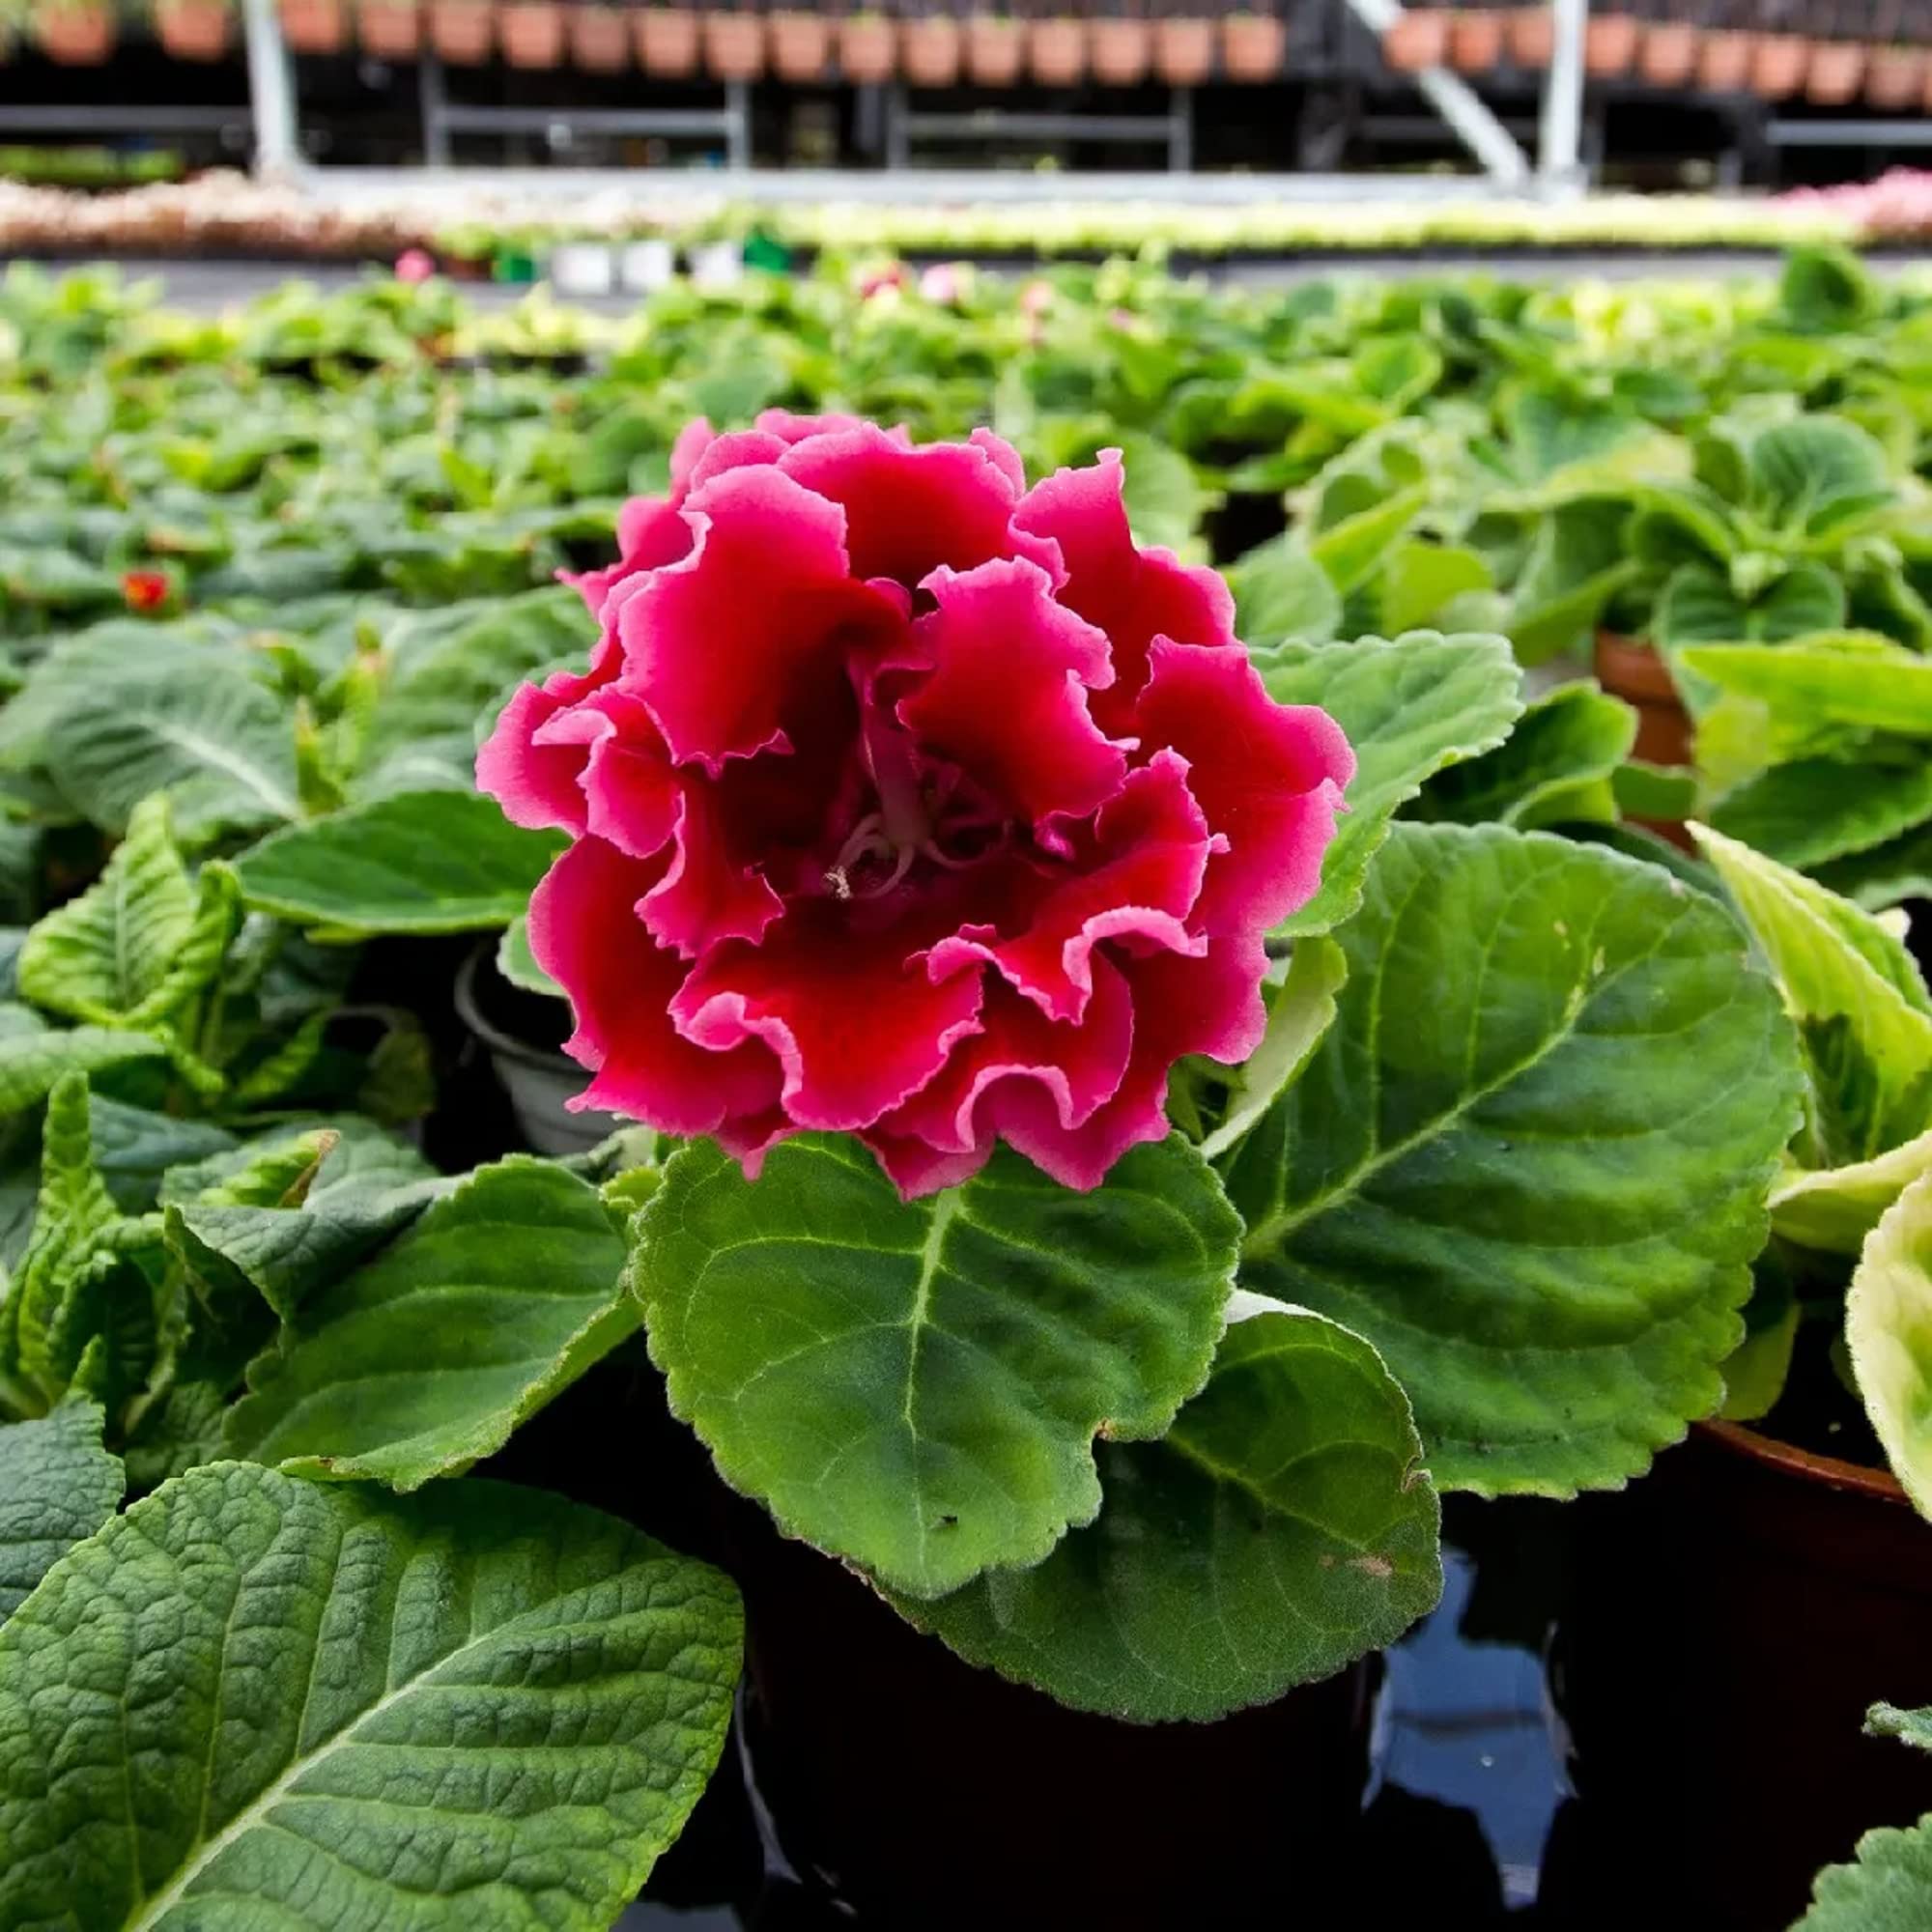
(918, 262, 966, 306)
(394, 247, 437, 283)
(479, 414, 1352, 1197)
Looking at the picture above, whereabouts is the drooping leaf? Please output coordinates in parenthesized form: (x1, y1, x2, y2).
(1848, 1171, 1932, 1520)
(0, 1463, 741, 1932)
(0, 1014, 168, 1117)
(1258, 632, 1522, 938)
(895, 1295, 1441, 1723)
(1229, 822, 1802, 1494)
(634, 1133, 1239, 1600)
(224, 1156, 633, 1489)
(1771, 1129, 1932, 1255)
(1413, 680, 1634, 829)
(1197, 936, 1347, 1163)
(0, 1399, 122, 1621)
(233, 790, 564, 935)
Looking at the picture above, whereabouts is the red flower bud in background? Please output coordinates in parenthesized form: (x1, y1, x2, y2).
(121, 570, 171, 614)
(479, 415, 1352, 1197)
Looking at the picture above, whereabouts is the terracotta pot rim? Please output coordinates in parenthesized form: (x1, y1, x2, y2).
(1594, 630, 1676, 702)
(1697, 1417, 1909, 1505)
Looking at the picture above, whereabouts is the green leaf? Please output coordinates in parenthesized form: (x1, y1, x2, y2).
(1798, 1819, 1932, 1931)
(1747, 414, 1893, 538)
(1258, 632, 1521, 937)
(498, 913, 563, 998)
(895, 1296, 1441, 1722)
(1682, 635, 1932, 739)
(233, 791, 563, 936)
(0, 1018, 167, 1119)
(0, 1463, 741, 1932)
(635, 1133, 1239, 1600)
(0, 1400, 122, 1621)
(85, 1098, 234, 1215)
(1229, 822, 1802, 1494)
(1376, 540, 1492, 637)
(1818, 821, 1932, 912)
(1779, 244, 1878, 334)
(1227, 536, 1342, 650)
(1711, 759, 1932, 873)
(224, 1156, 634, 1489)
(1198, 936, 1347, 1163)
(44, 664, 299, 842)
(1848, 1171, 1932, 1520)
(1414, 681, 1635, 829)
(1612, 760, 1700, 823)
(1308, 484, 1430, 593)
(1770, 1129, 1932, 1255)
(1656, 559, 1846, 649)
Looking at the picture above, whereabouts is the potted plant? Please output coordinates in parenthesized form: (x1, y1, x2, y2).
(1697, 18, 1752, 86)
(1582, 8, 1638, 73)
(31, 0, 115, 56)
(1866, 39, 1925, 104)
(1221, 1, 1283, 77)
(564, 0, 625, 60)
(427, 0, 493, 57)
(1749, 19, 1812, 95)
(499, 0, 563, 60)
(1638, 14, 1698, 83)
(1027, 6, 1085, 80)
(700, 0, 764, 75)
(901, 3, 960, 80)
(1381, 4, 1448, 69)
(838, 3, 895, 77)
(1806, 21, 1865, 100)
(769, 0, 828, 74)
(1086, 1, 1147, 82)
(1152, 5, 1211, 78)
(1508, 2, 1552, 66)
(277, 0, 346, 45)
(1447, 5, 1502, 69)
(153, 0, 232, 55)
(355, 0, 419, 54)
(637, 0, 700, 67)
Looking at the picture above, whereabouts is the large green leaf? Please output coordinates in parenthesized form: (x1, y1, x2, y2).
(1229, 822, 1801, 1494)
(1771, 1129, 1932, 1255)
(232, 791, 563, 935)
(1227, 535, 1342, 650)
(1257, 632, 1522, 938)
(224, 1156, 633, 1489)
(1655, 559, 1846, 649)
(0, 1016, 168, 1117)
(44, 664, 299, 842)
(1413, 680, 1634, 829)
(1847, 1171, 1932, 1520)
(1746, 413, 1893, 538)
(1681, 636, 1932, 738)
(0, 1463, 740, 1931)
(1711, 759, 1932, 872)
(0, 1400, 122, 1621)
(635, 1133, 1239, 1600)
(896, 1295, 1441, 1722)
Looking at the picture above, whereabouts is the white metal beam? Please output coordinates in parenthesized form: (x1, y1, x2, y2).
(1343, 0, 1531, 185)
(241, 0, 299, 179)
(1538, 0, 1589, 193)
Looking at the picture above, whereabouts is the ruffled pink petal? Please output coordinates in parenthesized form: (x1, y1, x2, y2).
(567, 497, 699, 617)
(668, 418, 718, 497)
(641, 783, 783, 957)
(1013, 450, 1236, 729)
(779, 423, 1060, 591)
(528, 837, 782, 1134)
(474, 633, 622, 835)
(925, 751, 1215, 1024)
(680, 429, 792, 497)
(538, 687, 679, 861)
(755, 409, 883, 444)
(1133, 638, 1353, 935)
(859, 1129, 996, 1198)
(990, 935, 1267, 1189)
(615, 465, 903, 770)
(671, 897, 987, 1132)
(897, 558, 1124, 829)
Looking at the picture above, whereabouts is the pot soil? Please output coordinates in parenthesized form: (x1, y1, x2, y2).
(1508, 4, 1551, 67)
(1152, 10, 1211, 79)
(1087, 14, 1149, 84)
(1220, 9, 1284, 77)
(355, 0, 420, 55)
(1581, 10, 1636, 75)
(499, 0, 563, 62)
(32, 1, 115, 57)
(1548, 1423, 1932, 1932)
(1747, 30, 1810, 97)
(769, 6, 829, 76)
(1448, 7, 1502, 71)
(701, 8, 764, 76)
(901, 13, 960, 82)
(1805, 38, 1863, 101)
(636, 3, 698, 71)
(1027, 13, 1084, 81)
(454, 944, 619, 1159)
(726, 1491, 1380, 1928)
(566, 0, 627, 66)
(428, 0, 493, 58)
(277, 0, 345, 48)
(1382, 6, 1447, 71)
(1695, 24, 1749, 88)
(1637, 18, 1696, 85)
(1865, 42, 1924, 106)
(838, 12, 895, 79)
(154, 0, 231, 57)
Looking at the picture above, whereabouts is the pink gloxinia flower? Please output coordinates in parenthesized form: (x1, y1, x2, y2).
(478, 413, 1352, 1198)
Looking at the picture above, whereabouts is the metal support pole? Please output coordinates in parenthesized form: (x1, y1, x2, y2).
(1170, 85, 1193, 171)
(1538, 0, 1587, 192)
(725, 78, 752, 169)
(420, 49, 450, 166)
(241, 0, 298, 177)
(1343, 0, 1529, 184)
